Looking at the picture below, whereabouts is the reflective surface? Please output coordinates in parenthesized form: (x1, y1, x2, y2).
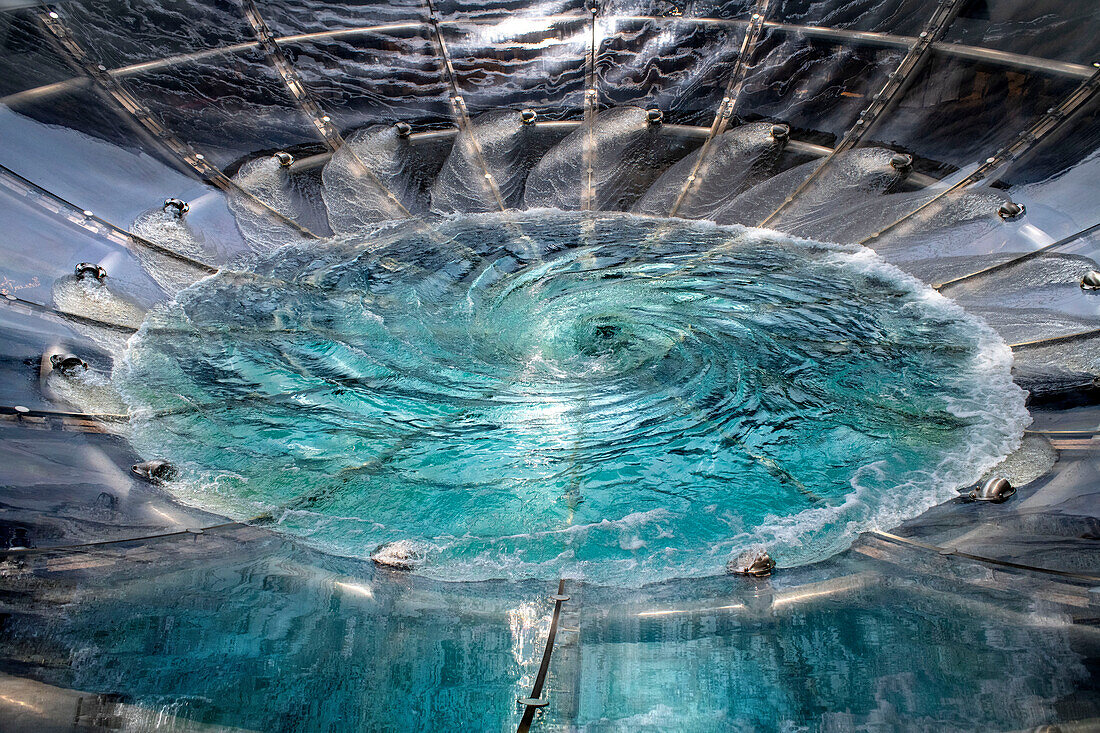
(0, 0, 1099, 729)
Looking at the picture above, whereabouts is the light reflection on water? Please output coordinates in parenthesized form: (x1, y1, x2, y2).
(116, 211, 1027, 585)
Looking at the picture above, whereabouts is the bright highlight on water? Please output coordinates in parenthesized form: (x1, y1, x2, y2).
(117, 212, 1027, 585)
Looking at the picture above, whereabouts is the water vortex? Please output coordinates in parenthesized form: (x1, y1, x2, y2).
(117, 211, 1028, 585)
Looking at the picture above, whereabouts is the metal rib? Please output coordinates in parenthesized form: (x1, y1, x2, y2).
(758, 0, 966, 227)
(668, 0, 771, 217)
(289, 124, 903, 180)
(935, 220, 1100, 291)
(860, 66, 1100, 247)
(35, 7, 321, 239)
(0, 520, 243, 556)
(237, 0, 342, 151)
(0, 163, 218, 273)
(422, 0, 508, 213)
(0, 404, 128, 422)
(870, 530, 1100, 584)
(1, 293, 139, 334)
(3, 16, 1092, 110)
(516, 579, 568, 733)
(581, 6, 599, 212)
(1010, 328, 1100, 350)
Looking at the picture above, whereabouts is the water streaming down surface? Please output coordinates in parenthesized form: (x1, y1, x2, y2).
(51, 273, 146, 331)
(631, 122, 787, 218)
(523, 107, 696, 211)
(115, 211, 1028, 585)
(715, 147, 912, 229)
(430, 109, 566, 214)
(321, 125, 425, 233)
(129, 207, 218, 294)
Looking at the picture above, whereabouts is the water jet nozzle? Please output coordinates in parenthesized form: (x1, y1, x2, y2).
(998, 201, 1026, 221)
(163, 198, 189, 217)
(131, 459, 178, 484)
(74, 263, 107, 281)
(50, 353, 88, 375)
(969, 477, 1015, 503)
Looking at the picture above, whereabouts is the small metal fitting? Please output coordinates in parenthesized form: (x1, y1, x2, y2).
(273, 151, 294, 167)
(371, 541, 418, 570)
(727, 550, 776, 577)
(74, 262, 107, 281)
(770, 123, 790, 143)
(997, 201, 1026, 221)
(969, 477, 1015, 503)
(131, 459, 178, 484)
(163, 198, 189, 217)
(50, 353, 88, 374)
(394, 121, 412, 138)
(889, 153, 913, 174)
(1081, 270, 1100, 290)
(520, 108, 538, 125)
(646, 108, 663, 126)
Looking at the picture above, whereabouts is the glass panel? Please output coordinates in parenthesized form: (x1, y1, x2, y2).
(769, 0, 936, 36)
(0, 186, 169, 309)
(596, 18, 747, 123)
(735, 29, 906, 142)
(281, 28, 453, 130)
(867, 55, 1080, 176)
(56, 0, 255, 68)
(255, 0, 425, 37)
(943, 0, 1100, 67)
(443, 16, 590, 118)
(0, 8, 79, 98)
(108, 48, 325, 168)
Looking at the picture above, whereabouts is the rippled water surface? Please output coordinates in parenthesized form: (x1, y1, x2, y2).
(117, 212, 1027, 584)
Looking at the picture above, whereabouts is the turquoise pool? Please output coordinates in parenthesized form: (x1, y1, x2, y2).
(116, 212, 1027, 585)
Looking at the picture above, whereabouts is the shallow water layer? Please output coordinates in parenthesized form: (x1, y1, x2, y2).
(116, 211, 1028, 585)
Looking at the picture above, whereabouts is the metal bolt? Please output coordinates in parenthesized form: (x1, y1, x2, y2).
(997, 201, 1025, 220)
(889, 153, 913, 173)
(1080, 270, 1100, 290)
(969, 477, 1015, 503)
(74, 262, 107, 281)
(163, 198, 189, 217)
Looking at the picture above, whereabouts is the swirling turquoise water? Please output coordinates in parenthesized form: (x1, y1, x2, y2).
(117, 212, 1027, 585)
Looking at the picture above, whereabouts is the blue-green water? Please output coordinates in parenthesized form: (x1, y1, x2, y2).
(117, 212, 1027, 585)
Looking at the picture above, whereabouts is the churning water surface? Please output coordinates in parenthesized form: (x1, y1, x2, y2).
(116, 211, 1028, 585)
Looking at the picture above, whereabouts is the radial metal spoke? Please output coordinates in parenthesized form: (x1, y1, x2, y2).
(1, 293, 139, 334)
(758, 0, 967, 227)
(0, 163, 218, 273)
(935, 220, 1100, 291)
(860, 67, 1100, 247)
(581, 5, 599, 212)
(421, 0, 509, 213)
(668, 0, 771, 217)
(36, 6, 321, 239)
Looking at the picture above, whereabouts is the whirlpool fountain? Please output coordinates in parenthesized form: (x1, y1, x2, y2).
(0, 0, 1099, 730)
